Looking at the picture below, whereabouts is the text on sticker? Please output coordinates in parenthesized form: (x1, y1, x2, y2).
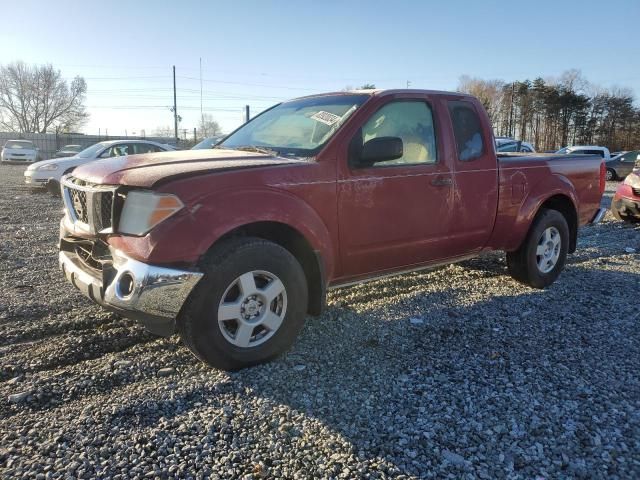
(311, 111, 342, 126)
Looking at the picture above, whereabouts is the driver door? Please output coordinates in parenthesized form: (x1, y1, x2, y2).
(336, 96, 455, 279)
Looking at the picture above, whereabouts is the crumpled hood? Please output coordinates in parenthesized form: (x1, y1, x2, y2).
(71, 148, 307, 187)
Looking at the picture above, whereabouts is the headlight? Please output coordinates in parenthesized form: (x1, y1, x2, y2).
(37, 163, 58, 171)
(118, 191, 183, 235)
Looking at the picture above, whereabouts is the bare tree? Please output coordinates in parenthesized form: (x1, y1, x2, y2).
(199, 113, 221, 137)
(153, 125, 175, 138)
(457, 75, 505, 125)
(0, 62, 88, 133)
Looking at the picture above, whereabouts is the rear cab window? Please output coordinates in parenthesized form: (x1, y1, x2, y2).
(448, 101, 485, 161)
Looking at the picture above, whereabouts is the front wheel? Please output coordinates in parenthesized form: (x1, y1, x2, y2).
(506, 209, 569, 289)
(605, 168, 616, 181)
(178, 237, 308, 370)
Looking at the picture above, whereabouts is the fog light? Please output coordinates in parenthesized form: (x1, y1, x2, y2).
(117, 272, 135, 298)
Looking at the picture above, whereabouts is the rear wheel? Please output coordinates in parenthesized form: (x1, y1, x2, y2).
(605, 168, 616, 181)
(506, 209, 569, 289)
(178, 237, 308, 370)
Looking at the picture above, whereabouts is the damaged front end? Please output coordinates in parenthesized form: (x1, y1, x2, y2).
(58, 176, 202, 336)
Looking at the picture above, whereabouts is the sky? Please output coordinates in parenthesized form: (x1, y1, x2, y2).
(0, 0, 638, 137)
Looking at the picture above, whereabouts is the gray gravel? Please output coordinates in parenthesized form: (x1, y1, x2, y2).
(1, 164, 639, 479)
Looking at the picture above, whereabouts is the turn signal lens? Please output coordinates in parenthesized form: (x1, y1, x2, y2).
(118, 191, 183, 235)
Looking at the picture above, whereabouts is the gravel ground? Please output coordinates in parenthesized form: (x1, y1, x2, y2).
(0, 164, 639, 479)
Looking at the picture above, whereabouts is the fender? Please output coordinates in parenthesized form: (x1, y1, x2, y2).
(109, 186, 337, 278)
(491, 172, 579, 252)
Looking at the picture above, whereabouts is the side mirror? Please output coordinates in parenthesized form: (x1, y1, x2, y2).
(359, 137, 403, 165)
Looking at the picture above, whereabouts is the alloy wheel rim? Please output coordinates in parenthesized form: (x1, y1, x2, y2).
(217, 270, 287, 348)
(535, 226, 561, 273)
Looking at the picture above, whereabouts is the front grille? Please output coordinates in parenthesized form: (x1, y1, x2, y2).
(62, 176, 116, 233)
(69, 189, 89, 223)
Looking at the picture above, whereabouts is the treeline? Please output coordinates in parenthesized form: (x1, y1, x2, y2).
(458, 70, 639, 152)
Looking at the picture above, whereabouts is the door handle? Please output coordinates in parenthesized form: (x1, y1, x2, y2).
(430, 177, 453, 187)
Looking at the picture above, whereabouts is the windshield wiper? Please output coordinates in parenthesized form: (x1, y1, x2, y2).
(217, 145, 279, 156)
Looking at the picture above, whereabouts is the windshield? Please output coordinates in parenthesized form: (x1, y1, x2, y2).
(192, 137, 222, 150)
(62, 145, 82, 152)
(220, 94, 369, 156)
(77, 142, 108, 158)
(5, 140, 35, 149)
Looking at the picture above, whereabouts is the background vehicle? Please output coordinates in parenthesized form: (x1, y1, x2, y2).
(192, 136, 225, 149)
(1, 140, 39, 164)
(55, 144, 85, 158)
(25, 139, 173, 193)
(611, 170, 640, 222)
(495, 137, 536, 153)
(58, 89, 606, 370)
(604, 150, 639, 180)
(556, 145, 611, 159)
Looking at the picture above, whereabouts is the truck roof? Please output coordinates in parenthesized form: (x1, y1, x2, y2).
(292, 89, 475, 101)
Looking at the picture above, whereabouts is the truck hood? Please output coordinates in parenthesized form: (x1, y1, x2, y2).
(71, 148, 308, 188)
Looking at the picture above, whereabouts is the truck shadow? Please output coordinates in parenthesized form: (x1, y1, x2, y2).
(97, 265, 638, 478)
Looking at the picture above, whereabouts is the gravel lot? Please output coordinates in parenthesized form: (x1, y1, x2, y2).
(0, 163, 639, 479)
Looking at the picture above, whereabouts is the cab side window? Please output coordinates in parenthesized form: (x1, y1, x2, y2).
(356, 101, 437, 166)
(448, 101, 485, 162)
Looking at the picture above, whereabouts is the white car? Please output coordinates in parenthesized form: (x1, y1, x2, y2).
(556, 145, 611, 159)
(24, 140, 173, 192)
(1, 140, 40, 164)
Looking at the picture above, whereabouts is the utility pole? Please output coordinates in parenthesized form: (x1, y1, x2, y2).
(173, 65, 178, 146)
(245, 105, 250, 124)
(406, 80, 411, 89)
(199, 58, 203, 128)
(193, 127, 197, 143)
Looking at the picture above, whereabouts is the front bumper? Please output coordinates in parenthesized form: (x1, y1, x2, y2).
(23, 169, 49, 187)
(59, 246, 203, 336)
(612, 197, 640, 219)
(2, 158, 36, 164)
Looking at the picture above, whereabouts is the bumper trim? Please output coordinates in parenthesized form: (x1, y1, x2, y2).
(59, 249, 203, 336)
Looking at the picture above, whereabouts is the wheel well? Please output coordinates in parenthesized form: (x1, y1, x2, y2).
(540, 195, 578, 253)
(214, 222, 325, 316)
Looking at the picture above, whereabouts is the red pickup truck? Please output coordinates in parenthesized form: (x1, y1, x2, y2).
(59, 89, 606, 369)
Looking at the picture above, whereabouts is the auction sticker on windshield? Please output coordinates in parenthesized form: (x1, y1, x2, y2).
(311, 111, 342, 126)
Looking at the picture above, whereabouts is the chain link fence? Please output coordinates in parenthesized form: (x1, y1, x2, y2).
(0, 132, 176, 160)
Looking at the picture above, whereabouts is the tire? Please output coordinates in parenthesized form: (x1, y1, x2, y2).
(506, 209, 569, 289)
(605, 168, 616, 181)
(178, 237, 308, 370)
(47, 180, 61, 197)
